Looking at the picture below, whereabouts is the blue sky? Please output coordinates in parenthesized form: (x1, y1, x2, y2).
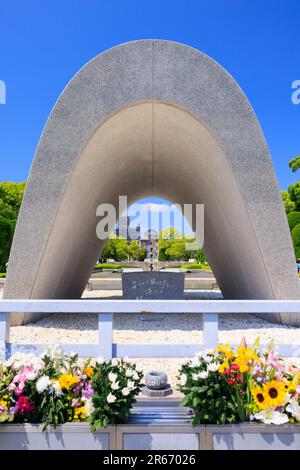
(0, 0, 299, 195)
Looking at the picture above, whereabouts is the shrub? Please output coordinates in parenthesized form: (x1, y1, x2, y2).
(292, 223, 300, 259)
(181, 263, 211, 270)
(94, 263, 123, 270)
(288, 211, 300, 231)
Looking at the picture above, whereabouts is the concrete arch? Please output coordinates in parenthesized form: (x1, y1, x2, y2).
(4, 40, 300, 325)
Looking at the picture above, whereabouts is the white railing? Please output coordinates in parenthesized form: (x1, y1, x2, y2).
(1, 299, 300, 360)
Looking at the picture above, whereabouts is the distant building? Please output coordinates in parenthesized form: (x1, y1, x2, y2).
(113, 219, 159, 261)
(139, 229, 159, 262)
(114, 216, 141, 241)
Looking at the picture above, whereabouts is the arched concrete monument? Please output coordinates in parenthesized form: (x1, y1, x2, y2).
(4, 40, 300, 325)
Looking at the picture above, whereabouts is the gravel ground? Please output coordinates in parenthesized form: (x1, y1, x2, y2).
(6, 289, 300, 397)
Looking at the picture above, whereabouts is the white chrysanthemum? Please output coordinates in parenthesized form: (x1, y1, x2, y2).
(132, 372, 139, 381)
(190, 358, 200, 368)
(126, 369, 134, 377)
(111, 381, 119, 391)
(107, 393, 116, 403)
(135, 365, 143, 373)
(122, 387, 130, 396)
(111, 358, 119, 366)
(44, 345, 65, 361)
(203, 355, 213, 364)
(52, 380, 62, 396)
(207, 363, 219, 372)
(108, 372, 118, 383)
(198, 370, 209, 379)
(181, 357, 190, 365)
(95, 356, 105, 365)
(26, 370, 38, 381)
(36, 375, 52, 393)
(180, 373, 187, 386)
(5, 353, 44, 371)
(192, 373, 199, 381)
(122, 357, 130, 364)
(127, 380, 136, 390)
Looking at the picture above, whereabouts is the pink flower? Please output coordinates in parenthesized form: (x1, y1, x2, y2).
(16, 396, 34, 415)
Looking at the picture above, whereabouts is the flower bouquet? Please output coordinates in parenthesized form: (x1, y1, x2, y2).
(91, 357, 143, 430)
(178, 339, 300, 425)
(0, 347, 143, 430)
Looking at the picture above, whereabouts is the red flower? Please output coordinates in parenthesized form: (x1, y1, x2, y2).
(230, 364, 239, 371)
(17, 395, 34, 414)
(227, 379, 234, 385)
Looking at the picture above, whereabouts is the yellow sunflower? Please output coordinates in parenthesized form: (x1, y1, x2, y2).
(263, 380, 286, 407)
(251, 386, 267, 410)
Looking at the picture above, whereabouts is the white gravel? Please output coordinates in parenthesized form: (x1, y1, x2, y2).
(6, 289, 300, 397)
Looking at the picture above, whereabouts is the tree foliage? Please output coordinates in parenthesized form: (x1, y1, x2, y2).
(281, 190, 296, 215)
(0, 181, 26, 271)
(292, 223, 300, 260)
(101, 236, 128, 261)
(287, 211, 300, 232)
(289, 155, 300, 173)
(127, 240, 146, 261)
(158, 228, 207, 262)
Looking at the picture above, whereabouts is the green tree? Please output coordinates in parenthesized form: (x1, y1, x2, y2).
(166, 238, 191, 261)
(101, 236, 128, 261)
(288, 182, 300, 212)
(281, 190, 296, 215)
(127, 240, 146, 261)
(287, 211, 300, 232)
(289, 155, 300, 173)
(292, 223, 300, 259)
(0, 181, 26, 271)
(0, 215, 15, 272)
(195, 248, 207, 264)
(158, 248, 168, 261)
(158, 228, 193, 261)
(0, 181, 26, 212)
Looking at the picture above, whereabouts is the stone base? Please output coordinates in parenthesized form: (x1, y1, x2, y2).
(141, 384, 173, 397)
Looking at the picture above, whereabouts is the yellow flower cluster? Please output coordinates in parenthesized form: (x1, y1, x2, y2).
(0, 398, 8, 410)
(73, 406, 86, 421)
(251, 380, 287, 410)
(217, 343, 260, 374)
(58, 374, 79, 390)
(232, 345, 260, 373)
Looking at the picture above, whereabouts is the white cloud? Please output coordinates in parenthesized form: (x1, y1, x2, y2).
(140, 203, 169, 212)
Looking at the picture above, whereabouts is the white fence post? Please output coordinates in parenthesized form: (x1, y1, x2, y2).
(0, 313, 8, 359)
(203, 313, 218, 349)
(98, 313, 113, 361)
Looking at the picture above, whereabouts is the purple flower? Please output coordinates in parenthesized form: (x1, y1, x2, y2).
(82, 382, 93, 400)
